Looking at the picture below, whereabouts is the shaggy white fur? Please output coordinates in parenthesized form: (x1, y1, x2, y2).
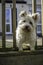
(16, 11, 40, 51)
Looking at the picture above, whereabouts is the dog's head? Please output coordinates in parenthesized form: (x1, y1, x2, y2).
(18, 11, 40, 32)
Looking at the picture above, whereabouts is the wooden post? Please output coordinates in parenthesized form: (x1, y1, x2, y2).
(41, 0, 43, 45)
(32, 0, 36, 13)
(32, 0, 37, 48)
(12, 0, 16, 50)
(2, 0, 6, 48)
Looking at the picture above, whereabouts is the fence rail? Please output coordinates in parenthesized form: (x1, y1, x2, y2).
(41, 0, 43, 45)
(2, 0, 6, 48)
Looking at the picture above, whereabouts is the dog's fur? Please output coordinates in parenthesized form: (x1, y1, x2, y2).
(16, 11, 40, 51)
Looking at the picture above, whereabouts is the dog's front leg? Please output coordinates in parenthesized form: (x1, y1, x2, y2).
(16, 39, 23, 51)
(19, 43, 23, 51)
(30, 41, 35, 51)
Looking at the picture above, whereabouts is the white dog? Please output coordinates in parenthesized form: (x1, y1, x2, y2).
(16, 11, 40, 51)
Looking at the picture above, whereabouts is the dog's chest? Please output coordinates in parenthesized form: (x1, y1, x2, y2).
(20, 31, 36, 42)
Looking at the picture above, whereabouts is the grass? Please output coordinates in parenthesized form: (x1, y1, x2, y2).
(0, 39, 13, 48)
(0, 37, 42, 49)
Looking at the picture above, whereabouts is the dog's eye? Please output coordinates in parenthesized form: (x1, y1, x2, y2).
(23, 20, 26, 22)
(29, 21, 33, 25)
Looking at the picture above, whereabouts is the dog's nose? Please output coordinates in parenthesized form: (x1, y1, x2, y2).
(25, 26, 30, 31)
(25, 26, 29, 29)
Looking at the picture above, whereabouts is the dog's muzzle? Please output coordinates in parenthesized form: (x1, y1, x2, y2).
(25, 26, 31, 31)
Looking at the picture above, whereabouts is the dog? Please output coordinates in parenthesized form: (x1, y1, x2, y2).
(16, 11, 40, 51)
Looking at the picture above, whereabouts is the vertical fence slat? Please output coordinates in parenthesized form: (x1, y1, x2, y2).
(2, 0, 6, 48)
(12, 0, 16, 50)
(41, 0, 43, 45)
(32, 0, 37, 48)
(32, 0, 36, 13)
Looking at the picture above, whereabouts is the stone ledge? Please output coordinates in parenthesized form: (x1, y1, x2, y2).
(0, 50, 43, 65)
(0, 50, 43, 57)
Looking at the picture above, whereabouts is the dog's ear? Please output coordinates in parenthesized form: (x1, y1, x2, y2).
(19, 11, 27, 17)
(32, 13, 40, 22)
